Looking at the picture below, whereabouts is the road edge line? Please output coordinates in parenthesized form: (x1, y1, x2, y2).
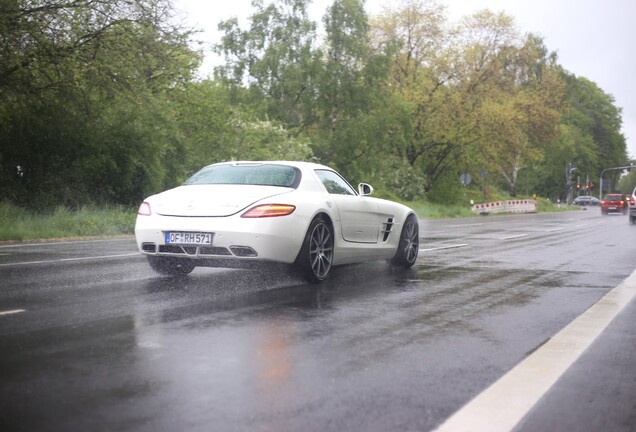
(433, 267, 636, 432)
(0, 309, 26, 316)
(420, 244, 470, 252)
(0, 252, 141, 267)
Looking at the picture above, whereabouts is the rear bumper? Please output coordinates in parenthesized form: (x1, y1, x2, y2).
(134, 213, 308, 265)
(603, 205, 627, 213)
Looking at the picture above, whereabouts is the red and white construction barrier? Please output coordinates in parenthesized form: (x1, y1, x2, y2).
(472, 199, 536, 215)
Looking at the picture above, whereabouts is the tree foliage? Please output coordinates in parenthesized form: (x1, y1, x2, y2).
(214, 0, 319, 129)
(0, 0, 628, 210)
(0, 0, 198, 208)
(528, 71, 627, 200)
(312, 0, 392, 181)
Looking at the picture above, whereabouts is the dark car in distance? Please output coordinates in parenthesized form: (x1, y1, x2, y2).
(601, 194, 627, 215)
(573, 195, 600, 206)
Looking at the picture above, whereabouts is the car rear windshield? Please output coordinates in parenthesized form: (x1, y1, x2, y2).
(184, 164, 300, 188)
(604, 195, 623, 201)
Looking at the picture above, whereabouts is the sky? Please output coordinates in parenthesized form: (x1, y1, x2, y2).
(173, 0, 636, 157)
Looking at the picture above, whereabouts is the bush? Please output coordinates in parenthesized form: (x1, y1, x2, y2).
(380, 164, 427, 201)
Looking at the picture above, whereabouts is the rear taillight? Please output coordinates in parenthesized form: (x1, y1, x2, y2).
(137, 202, 151, 216)
(241, 204, 296, 218)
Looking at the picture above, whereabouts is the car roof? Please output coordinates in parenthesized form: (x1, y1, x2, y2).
(209, 160, 333, 171)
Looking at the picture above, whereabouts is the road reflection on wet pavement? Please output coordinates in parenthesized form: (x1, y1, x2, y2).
(1, 210, 635, 431)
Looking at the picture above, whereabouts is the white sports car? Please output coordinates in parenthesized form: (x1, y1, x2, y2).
(135, 161, 419, 281)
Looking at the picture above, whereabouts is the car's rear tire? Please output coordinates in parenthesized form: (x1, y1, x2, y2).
(631, 216, 636, 224)
(147, 256, 195, 276)
(390, 214, 419, 268)
(295, 216, 334, 283)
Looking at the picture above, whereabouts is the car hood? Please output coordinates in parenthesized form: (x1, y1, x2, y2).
(150, 184, 293, 217)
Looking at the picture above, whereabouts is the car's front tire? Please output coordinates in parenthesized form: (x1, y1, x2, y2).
(147, 256, 195, 276)
(390, 214, 419, 268)
(295, 216, 334, 283)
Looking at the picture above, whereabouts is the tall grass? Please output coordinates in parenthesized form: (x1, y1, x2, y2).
(408, 197, 573, 218)
(0, 197, 573, 242)
(0, 201, 135, 242)
(407, 201, 476, 218)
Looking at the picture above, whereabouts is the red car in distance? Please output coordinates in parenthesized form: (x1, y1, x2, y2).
(601, 193, 628, 215)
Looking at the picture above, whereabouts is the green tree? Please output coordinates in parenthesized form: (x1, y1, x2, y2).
(225, 115, 313, 161)
(214, 0, 319, 129)
(0, 0, 199, 208)
(567, 75, 627, 189)
(370, 5, 568, 200)
(369, 0, 452, 197)
(473, 34, 564, 196)
(312, 0, 392, 181)
(173, 79, 313, 175)
(532, 72, 627, 201)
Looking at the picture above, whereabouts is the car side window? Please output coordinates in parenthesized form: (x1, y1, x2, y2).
(315, 170, 356, 195)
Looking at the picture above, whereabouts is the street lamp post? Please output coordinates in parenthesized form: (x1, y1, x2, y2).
(566, 162, 576, 204)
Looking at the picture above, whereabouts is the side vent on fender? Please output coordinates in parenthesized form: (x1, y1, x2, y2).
(381, 218, 394, 241)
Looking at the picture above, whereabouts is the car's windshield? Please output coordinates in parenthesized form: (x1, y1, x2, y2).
(604, 195, 623, 201)
(185, 164, 300, 188)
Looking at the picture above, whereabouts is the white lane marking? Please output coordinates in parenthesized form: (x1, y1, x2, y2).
(420, 244, 470, 252)
(0, 252, 141, 267)
(501, 234, 528, 240)
(0, 309, 26, 316)
(434, 267, 636, 432)
(0, 238, 132, 249)
(546, 228, 565, 232)
(442, 223, 485, 228)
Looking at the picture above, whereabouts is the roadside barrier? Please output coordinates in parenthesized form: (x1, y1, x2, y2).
(472, 199, 536, 215)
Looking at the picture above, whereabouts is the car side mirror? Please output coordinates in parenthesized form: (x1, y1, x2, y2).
(358, 183, 374, 196)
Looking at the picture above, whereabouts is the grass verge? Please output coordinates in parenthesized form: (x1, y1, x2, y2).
(0, 201, 136, 242)
(407, 201, 476, 218)
(0, 198, 575, 242)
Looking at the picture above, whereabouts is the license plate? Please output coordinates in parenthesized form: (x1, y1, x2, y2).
(165, 232, 213, 245)
(609, 206, 616, 210)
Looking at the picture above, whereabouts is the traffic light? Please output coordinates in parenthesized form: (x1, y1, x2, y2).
(576, 184, 580, 190)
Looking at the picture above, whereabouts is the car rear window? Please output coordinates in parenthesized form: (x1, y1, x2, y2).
(184, 164, 300, 188)
(604, 195, 623, 201)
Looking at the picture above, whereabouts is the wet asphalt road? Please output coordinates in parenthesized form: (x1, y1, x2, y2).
(1, 209, 635, 431)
